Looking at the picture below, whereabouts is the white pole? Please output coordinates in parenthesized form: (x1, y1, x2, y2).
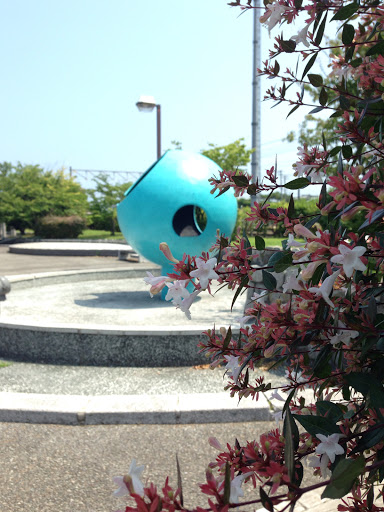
(251, 0, 261, 205)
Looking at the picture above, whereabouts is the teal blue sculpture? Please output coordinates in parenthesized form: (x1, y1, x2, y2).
(117, 150, 237, 289)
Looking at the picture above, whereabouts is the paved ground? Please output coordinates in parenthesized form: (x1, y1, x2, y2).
(0, 243, 340, 511)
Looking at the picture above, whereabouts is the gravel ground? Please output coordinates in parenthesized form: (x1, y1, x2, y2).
(0, 421, 277, 512)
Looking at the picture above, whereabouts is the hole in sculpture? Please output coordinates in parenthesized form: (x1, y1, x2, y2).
(172, 205, 207, 237)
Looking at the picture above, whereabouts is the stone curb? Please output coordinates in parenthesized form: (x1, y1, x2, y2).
(0, 392, 273, 425)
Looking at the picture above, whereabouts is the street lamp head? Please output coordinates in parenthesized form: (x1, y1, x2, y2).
(136, 95, 157, 112)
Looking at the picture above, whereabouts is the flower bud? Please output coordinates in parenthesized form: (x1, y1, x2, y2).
(340, 205, 364, 222)
(300, 259, 327, 280)
(149, 280, 167, 296)
(159, 242, 179, 263)
(306, 241, 328, 253)
(208, 437, 223, 450)
(294, 224, 317, 239)
(321, 201, 336, 216)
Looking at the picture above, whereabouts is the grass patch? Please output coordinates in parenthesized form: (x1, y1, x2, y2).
(78, 229, 125, 241)
(0, 360, 12, 368)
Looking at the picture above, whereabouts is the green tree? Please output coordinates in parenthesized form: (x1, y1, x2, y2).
(0, 163, 88, 234)
(87, 174, 132, 234)
(201, 138, 254, 172)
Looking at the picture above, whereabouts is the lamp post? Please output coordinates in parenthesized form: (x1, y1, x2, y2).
(136, 95, 161, 160)
(251, 0, 261, 206)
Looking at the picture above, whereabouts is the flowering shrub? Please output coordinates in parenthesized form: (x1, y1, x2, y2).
(115, 1, 384, 511)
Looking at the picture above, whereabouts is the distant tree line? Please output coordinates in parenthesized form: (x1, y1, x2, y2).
(0, 162, 131, 236)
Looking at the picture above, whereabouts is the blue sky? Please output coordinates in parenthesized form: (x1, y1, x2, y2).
(0, 0, 306, 189)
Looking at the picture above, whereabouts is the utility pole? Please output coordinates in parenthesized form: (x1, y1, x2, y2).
(251, 0, 261, 206)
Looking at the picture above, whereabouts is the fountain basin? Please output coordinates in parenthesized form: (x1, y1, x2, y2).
(0, 268, 243, 367)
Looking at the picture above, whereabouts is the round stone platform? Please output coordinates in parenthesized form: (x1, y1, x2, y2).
(0, 268, 246, 367)
(8, 241, 136, 257)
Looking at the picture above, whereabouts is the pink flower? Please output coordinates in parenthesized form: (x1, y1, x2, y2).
(178, 289, 201, 319)
(113, 459, 145, 497)
(308, 270, 340, 308)
(165, 280, 190, 305)
(190, 257, 219, 289)
(315, 433, 344, 463)
(330, 244, 367, 278)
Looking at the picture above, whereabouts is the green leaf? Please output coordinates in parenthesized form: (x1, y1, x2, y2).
(351, 423, 384, 454)
(232, 175, 249, 187)
(359, 209, 384, 229)
(268, 251, 285, 267)
(283, 407, 299, 481)
(302, 54, 317, 80)
(255, 235, 266, 251)
(316, 401, 344, 422)
(308, 74, 323, 87)
(319, 87, 328, 106)
(331, 3, 359, 21)
(322, 457, 365, 499)
(342, 24, 355, 45)
(314, 12, 327, 46)
(313, 345, 332, 378)
(176, 454, 184, 507)
(366, 40, 384, 56)
(284, 177, 310, 190)
(337, 151, 344, 175)
(231, 275, 249, 311)
(293, 414, 341, 436)
(222, 326, 232, 351)
(262, 270, 277, 291)
(339, 96, 351, 110)
(342, 145, 352, 159)
(260, 487, 274, 511)
(281, 39, 296, 53)
(223, 463, 231, 504)
(287, 193, 295, 217)
(287, 104, 300, 118)
(329, 146, 342, 157)
(309, 262, 326, 286)
(367, 295, 377, 323)
(274, 252, 293, 273)
(345, 372, 370, 396)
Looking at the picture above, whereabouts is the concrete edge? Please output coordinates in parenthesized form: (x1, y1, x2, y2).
(0, 321, 237, 336)
(0, 392, 273, 425)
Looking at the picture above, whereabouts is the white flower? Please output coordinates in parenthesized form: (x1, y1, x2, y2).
(178, 289, 201, 319)
(164, 280, 190, 306)
(308, 168, 326, 183)
(294, 162, 312, 177)
(307, 454, 331, 478)
(224, 355, 242, 382)
(143, 272, 167, 287)
(251, 290, 268, 302)
(315, 433, 344, 463)
(287, 233, 306, 249)
(143, 272, 170, 297)
(273, 409, 285, 425)
(269, 390, 286, 402)
(308, 270, 340, 308)
(329, 321, 359, 347)
(113, 459, 145, 497)
(229, 473, 248, 503)
(291, 24, 311, 47)
(283, 273, 303, 293)
(330, 244, 367, 278)
(262, 1, 289, 33)
(235, 315, 253, 328)
(190, 257, 218, 289)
